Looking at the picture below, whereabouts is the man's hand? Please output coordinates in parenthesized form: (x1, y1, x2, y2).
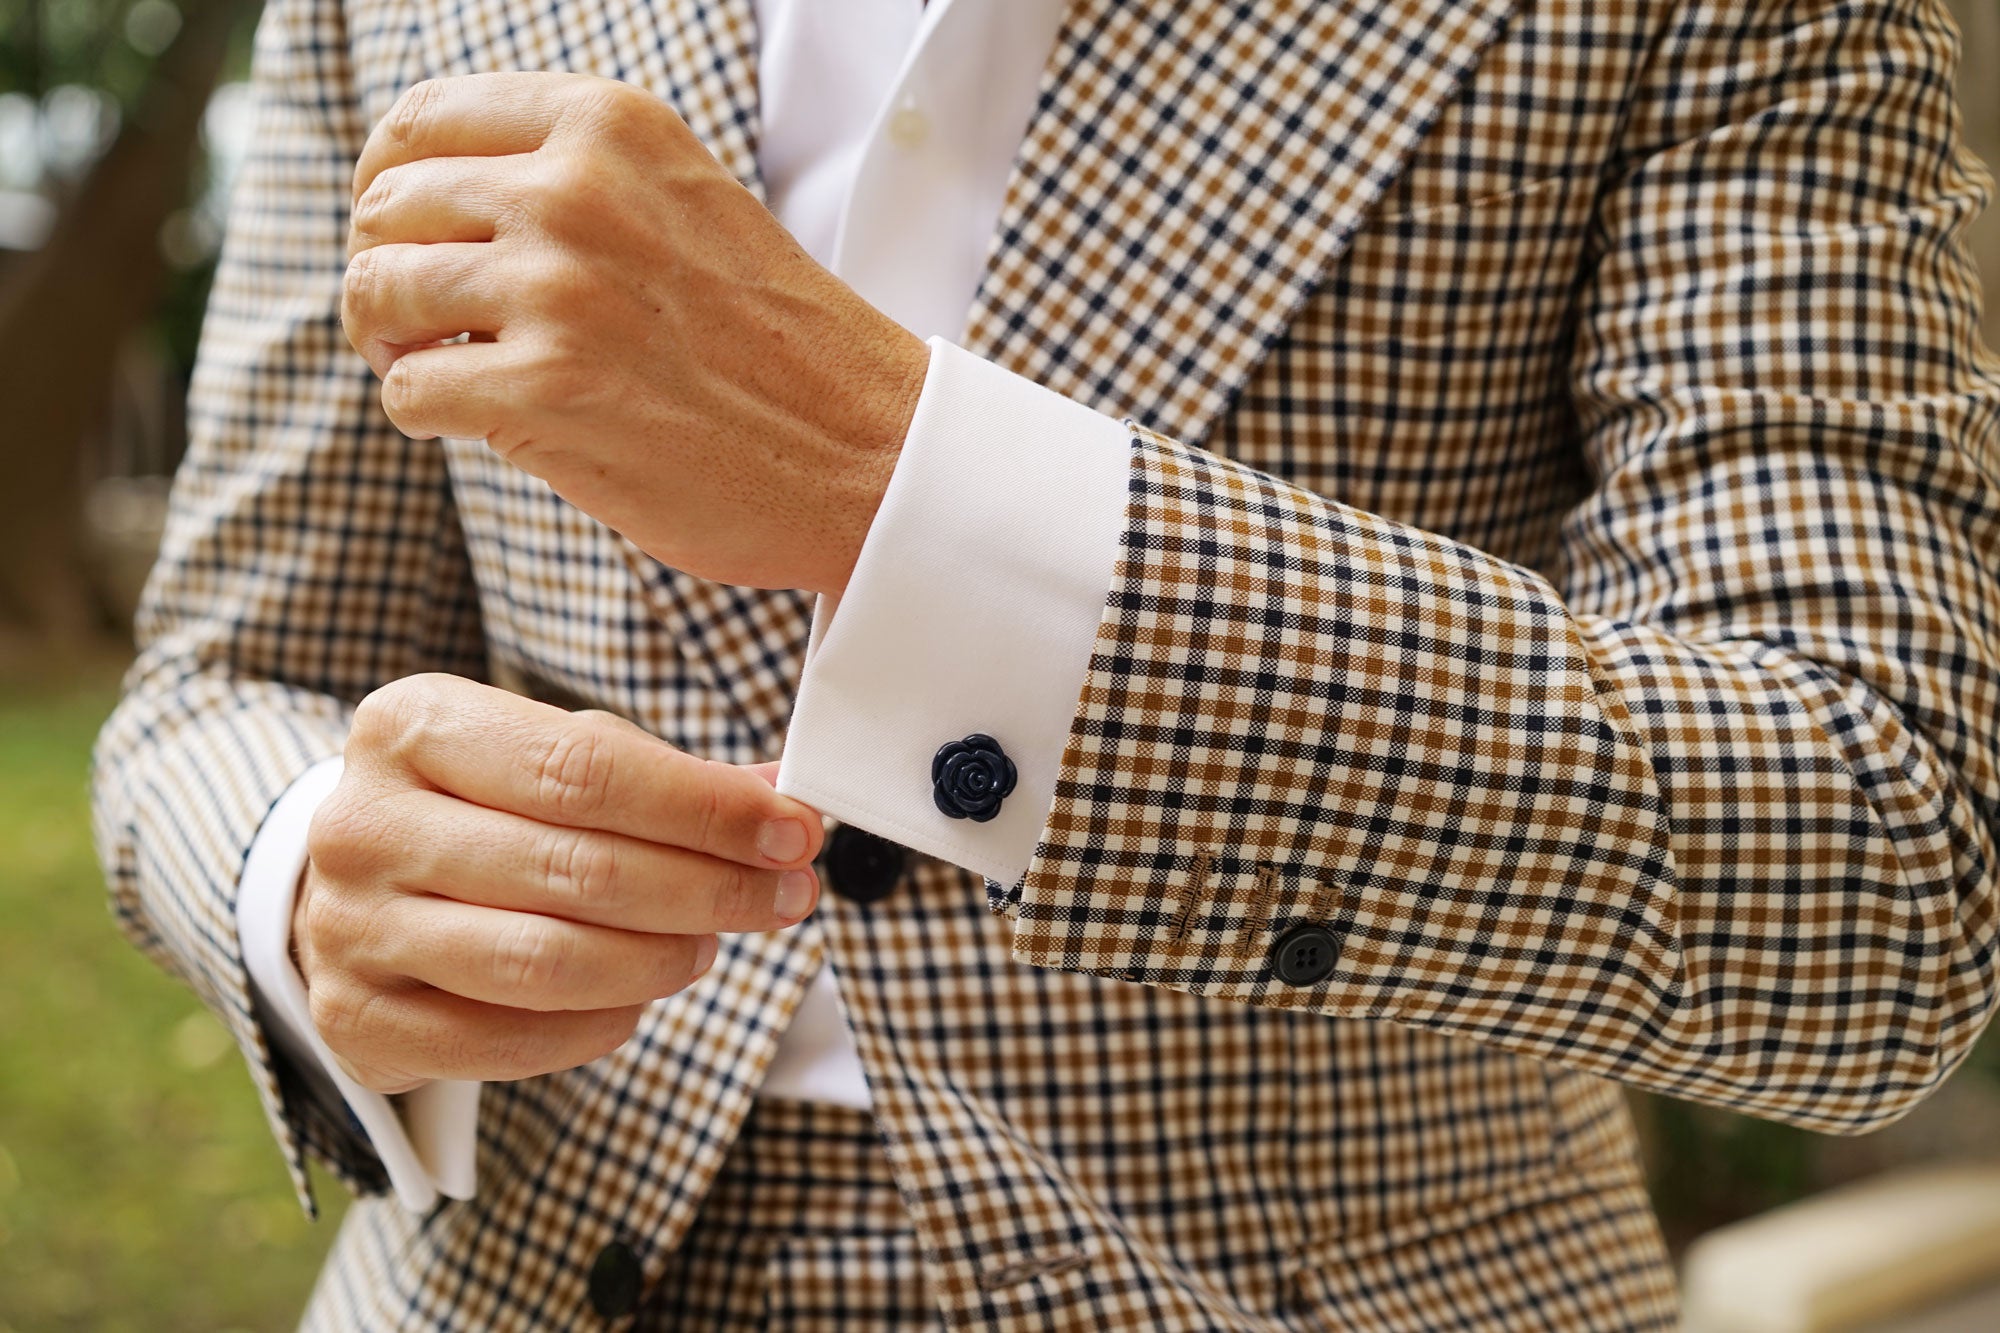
(340, 72, 929, 595)
(293, 673, 825, 1094)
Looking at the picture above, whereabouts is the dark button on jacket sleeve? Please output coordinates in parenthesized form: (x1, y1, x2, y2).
(1271, 923, 1339, 987)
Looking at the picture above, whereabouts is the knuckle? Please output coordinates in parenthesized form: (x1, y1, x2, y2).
(531, 151, 591, 209)
(576, 79, 640, 133)
(694, 761, 724, 851)
(570, 708, 632, 733)
(304, 983, 346, 1041)
(354, 675, 444, 768)
(348, 684, 395, 747)
(597, 78, 645, 116)
(342, 246, 383, 316)
(531, 251, 601, 317)
(306, 976, 377, 1046)
(484, 421, 539, 463)
(295, 879, 334, 961)
(350, 168, 398, 235)
(540, 827, 619, 911)
(305, 791, 368, 876)
(551, 163, 612, 227)
(493, 917, 568, 997)
(380, 356, 421, 420)
(533, 722, 613, 821)
(385, 78, 444, 151)
(515, 259, 564, 316)
(302, 879, 382, 973)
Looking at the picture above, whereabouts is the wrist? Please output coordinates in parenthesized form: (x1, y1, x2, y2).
(816, 319, 927, 595)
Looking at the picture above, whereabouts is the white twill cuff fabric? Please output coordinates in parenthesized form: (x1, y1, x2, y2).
(779, 336, 1130, 886)
(238, 755, 479, 1213)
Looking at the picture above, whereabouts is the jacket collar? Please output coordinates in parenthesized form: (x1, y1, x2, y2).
(654, 0, 763, 198)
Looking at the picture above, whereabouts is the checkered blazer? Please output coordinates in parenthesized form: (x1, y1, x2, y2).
(93, 0, 1999, 1326)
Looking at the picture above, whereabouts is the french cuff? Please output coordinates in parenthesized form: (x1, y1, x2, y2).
(238, 755, 480, 1212)
(779, 336, 1130, 886)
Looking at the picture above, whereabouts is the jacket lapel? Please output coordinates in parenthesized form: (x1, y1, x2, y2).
(963, 0, 1523, 447)
(648, 0, 763, 195)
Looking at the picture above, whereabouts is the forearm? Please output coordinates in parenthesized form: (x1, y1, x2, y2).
(1006, 422, 1998, 1132)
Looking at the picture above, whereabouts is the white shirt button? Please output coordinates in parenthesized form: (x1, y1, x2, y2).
(887, 103, 930, 150)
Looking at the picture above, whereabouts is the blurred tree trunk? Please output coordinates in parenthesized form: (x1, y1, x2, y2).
(1947, 0, 1999, 351)
(0, 0, 251, 653)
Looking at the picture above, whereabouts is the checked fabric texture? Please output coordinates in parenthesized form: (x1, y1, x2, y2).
(92, 0, 1997, 1327)
(629, 1098, 946, 1331)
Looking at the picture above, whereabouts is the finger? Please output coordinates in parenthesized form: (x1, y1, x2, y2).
(311, 979, 649, 1086)
(350, 155, 521, 257)
(356, 72, 608, 203)
(352, 675, 825, 867)
(343, 242, 510, 376)
(389, 788, 820, 932)
(369, 894, 715, 1011)
(373, 337, 521, 441)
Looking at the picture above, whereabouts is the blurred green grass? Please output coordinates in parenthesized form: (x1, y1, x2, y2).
(0, 667, 341, 1333)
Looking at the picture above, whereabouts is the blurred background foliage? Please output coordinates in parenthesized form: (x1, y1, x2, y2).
(0, 0, 1994, 1329)
(0, 0, 256, 654)
(0, 6, 346, 1328)
(0, 664, 346, 1332)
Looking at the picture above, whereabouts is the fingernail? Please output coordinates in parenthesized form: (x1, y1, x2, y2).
(693, 934, 719, 977)
(773, 870, 816, 922)
(757, 818, 809, 864)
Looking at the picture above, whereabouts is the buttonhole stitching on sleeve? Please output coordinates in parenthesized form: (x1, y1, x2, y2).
(1233, 864, 1282, 958)
(1164, 849, 1216, 945)
(977, 1248, 1090, 1292)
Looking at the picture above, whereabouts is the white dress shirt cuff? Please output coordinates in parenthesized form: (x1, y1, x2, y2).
(238, 755, 481, 1212)
(779, 336, 1131, 885)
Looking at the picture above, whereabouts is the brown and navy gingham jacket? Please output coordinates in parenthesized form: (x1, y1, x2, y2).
(94, 0, 2000, 1327)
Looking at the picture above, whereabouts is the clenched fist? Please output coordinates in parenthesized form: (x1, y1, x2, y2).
(339, 71, 929, 596)
(294, 674, 825, 1094)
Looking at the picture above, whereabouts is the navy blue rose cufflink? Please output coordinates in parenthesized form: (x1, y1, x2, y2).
(932, 734, 1016, 822)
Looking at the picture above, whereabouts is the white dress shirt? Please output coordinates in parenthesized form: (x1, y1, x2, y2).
(238, 0, 1132, 1211)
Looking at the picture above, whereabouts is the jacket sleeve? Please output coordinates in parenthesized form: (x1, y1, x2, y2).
(1003, 0, 2000, 1134)
(90, 0, 485, 1211)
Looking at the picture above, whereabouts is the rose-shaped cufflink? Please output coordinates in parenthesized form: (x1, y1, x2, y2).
(931, 733, 1017, 822)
